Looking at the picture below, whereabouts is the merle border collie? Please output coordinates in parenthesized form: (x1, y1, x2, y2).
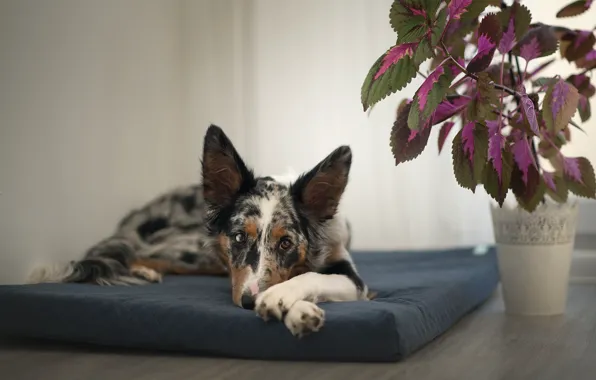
(30, 125, 372, 337)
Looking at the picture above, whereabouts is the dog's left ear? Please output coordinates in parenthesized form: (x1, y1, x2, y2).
(291, 146, 352, 220)
(201, 124, 255, 209)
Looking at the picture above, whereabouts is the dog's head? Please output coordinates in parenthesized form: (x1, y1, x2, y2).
(201, 125, 351, 309)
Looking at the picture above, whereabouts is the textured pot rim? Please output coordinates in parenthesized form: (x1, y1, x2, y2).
(490, 199, 579, 218)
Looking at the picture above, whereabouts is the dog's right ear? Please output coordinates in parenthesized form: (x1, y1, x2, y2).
(201, 125, 255, 209)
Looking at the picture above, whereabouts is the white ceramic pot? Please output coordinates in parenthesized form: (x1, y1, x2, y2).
(490, 200, 579, 316)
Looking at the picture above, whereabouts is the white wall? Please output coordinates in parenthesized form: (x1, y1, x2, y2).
(1, 0, 595, 284)
(0, 0, 188, 284)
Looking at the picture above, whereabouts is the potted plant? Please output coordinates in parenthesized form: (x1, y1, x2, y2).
(361, 0, 596, 315)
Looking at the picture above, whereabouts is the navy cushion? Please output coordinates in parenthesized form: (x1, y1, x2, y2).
(0, 247, 498, 362)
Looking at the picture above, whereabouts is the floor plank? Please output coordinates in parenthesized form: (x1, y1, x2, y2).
(1, 285, 596, 380)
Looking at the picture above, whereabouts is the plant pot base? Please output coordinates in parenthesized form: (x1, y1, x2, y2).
(496, 243, 573, 316)
(491, 201, 578, 317)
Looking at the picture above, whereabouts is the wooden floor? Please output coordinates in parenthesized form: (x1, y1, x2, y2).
(1, 285, 596, 380)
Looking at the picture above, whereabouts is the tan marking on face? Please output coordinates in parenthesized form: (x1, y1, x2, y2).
(271, 225, 287, 241)
(245, 221, 258, 239)
(230, 266, 251, 306)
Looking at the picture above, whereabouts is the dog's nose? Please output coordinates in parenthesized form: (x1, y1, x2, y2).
(241, 294, 256, 310)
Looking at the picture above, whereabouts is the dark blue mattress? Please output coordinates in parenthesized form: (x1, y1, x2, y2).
(0, 247, 498, 362)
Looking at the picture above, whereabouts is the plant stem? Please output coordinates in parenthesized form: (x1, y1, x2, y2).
(440, 42, 521, 101)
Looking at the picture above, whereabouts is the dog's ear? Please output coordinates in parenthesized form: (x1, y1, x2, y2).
(291, 146, 352, 220)
(201, 125, 255, 209)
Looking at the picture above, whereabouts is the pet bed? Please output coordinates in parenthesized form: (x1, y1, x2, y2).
(0, 247, 498, 362)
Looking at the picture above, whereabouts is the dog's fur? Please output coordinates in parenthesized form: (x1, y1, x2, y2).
(29, 125, 369, 337)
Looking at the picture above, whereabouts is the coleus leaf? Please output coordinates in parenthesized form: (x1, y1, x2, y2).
(448, 0, 473, 21)
(483, 132, 514, 207)
(511, 136, 536, 186)
(559, 29, 596, 62)
(578, 95, 591, 122)
(542, 79, 580, 133)
(510, 160, 544, 213)
(467, 14, 502, 73)
(567, 74, 596, 98)
(575, 49, 596, 70)
(460, 0, 501, 24)
(497, 2, 532, 42)
(517, 85, 540, 135)
(563, 156, 596, 198)
(390, 101, 432, 165)
(557, 0, 594, 18)
(432, 96, 471, 124)
(361, 43, 418, 111)
(438, 121, 456, 154)
(532, 76, 558, 89)
(389, 0, 442, 45)
(543, 171, 569, 203)
(408, 65, 455, 130)
(467, 72, 499, 120)
(452, 122, 488, 192)
(513, 25, 559, 62)
(498, 17, 517, 55)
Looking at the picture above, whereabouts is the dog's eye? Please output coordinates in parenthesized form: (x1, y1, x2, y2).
(278, 237, 293, 251)
(234, 233, 247, 244)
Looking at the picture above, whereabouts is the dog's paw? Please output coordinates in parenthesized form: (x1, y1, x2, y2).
(130, 265, 162, 283)
(284, 300, 325, 338)
(254, 282, 307, 321)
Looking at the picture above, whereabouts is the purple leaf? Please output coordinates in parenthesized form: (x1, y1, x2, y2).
(461, 121, 476, 160)
(408, 130, 418, 142)
(432, 96, 471, 124)
(519, 36, 541, 61)
(488, 133, 506, 183)
(374, 43, 416, 80)
(518, 85, 540, 135)
(417, 66, 445, 111)
(486, 120, 500, 136)
(564, 157, 583, 183)
(512, 137, 535, 185)
(552, 81, 571, 119)
(543, 171, 557, 191)
(467, 34, 497, 72)
(587, 50, 596, 60)
(438, 121, 455, 154)
(498, 18, 517, 54)
(574, 30, 593, 49)
(448, 0, 473, 20)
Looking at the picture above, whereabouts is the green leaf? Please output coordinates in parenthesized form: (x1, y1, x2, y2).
(511, 160, 544, 213)
(390, 101, 432, 165)
(578, 96, 592, 122)
(565, 157, 596, 198)
(544, 173, 569, 203)
(483, 144, 514, 207)
(390, 1, 427, 44)
(431, 7, 448, 47)
(451, 123, 489, 192)
(497, 2, 532, 41)
(467, 72, 499, 120)
(413, 39, 434, 66)
(408, 65, 454, 130)
(532, 76, 558, 88)
(361, 47, 418, 111)
(542, 79, 580, 133)
(460, 0, 501, 23)
(512, 24, 559, 60)
(557, 0, 593, 18)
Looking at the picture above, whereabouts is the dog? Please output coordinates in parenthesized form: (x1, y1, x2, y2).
(29, 125, 370, 337)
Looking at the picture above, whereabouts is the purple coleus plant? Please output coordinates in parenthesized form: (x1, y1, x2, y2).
(361, 0, 596, 212)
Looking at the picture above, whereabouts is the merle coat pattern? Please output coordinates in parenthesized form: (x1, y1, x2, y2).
(30, 125, 370, 337)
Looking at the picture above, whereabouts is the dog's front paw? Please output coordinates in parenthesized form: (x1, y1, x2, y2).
(284, 300, 325, 338)
(254, 282, 306, 321)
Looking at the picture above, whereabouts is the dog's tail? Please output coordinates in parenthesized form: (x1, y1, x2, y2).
(28, 236, 151, 286)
